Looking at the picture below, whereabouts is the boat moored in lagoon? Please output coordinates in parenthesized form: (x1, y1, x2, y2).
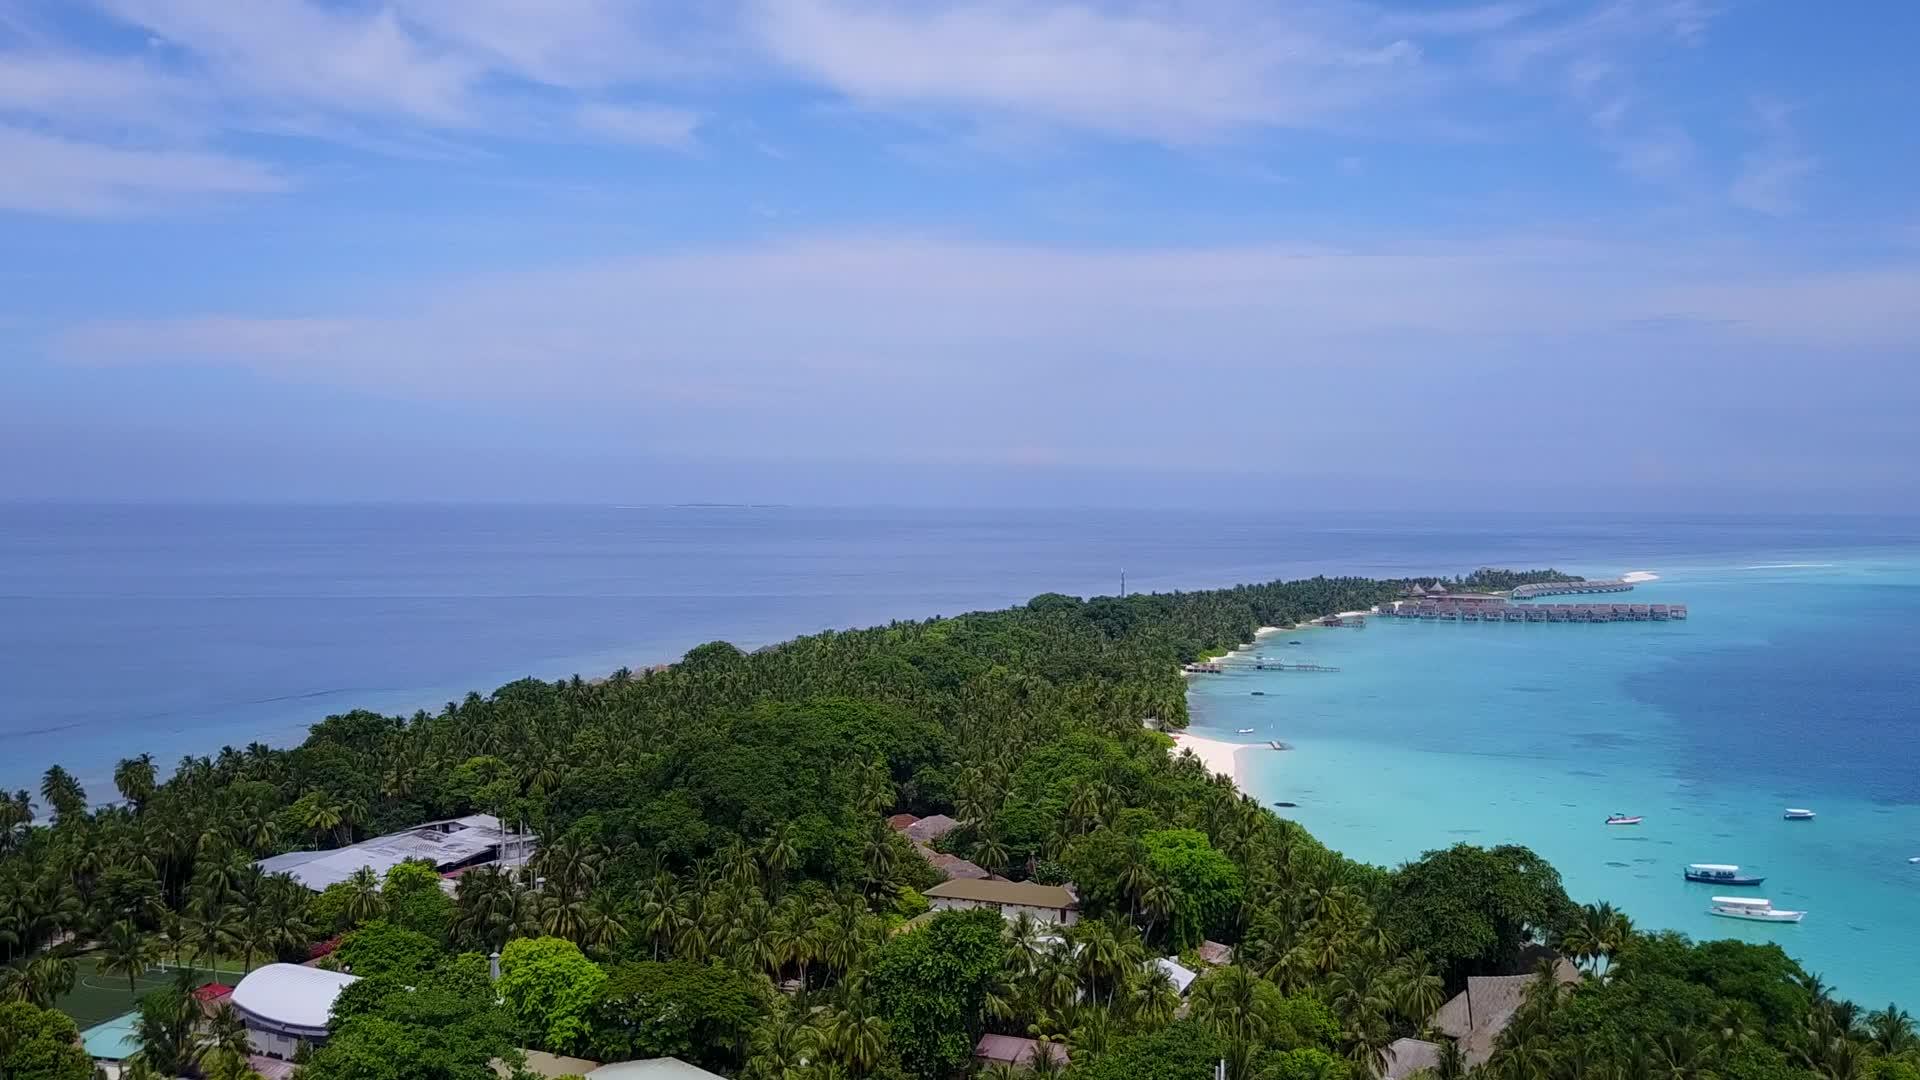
(1709, 896, 1803, 923)
(1784, 808, 1816, 821)
(1605, 813, 1644, 825)
(1237, 727, 1256, 734)
(1685, 863, 1765, 886)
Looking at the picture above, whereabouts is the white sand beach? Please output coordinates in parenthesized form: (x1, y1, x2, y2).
(1167, 731, 1249, 787)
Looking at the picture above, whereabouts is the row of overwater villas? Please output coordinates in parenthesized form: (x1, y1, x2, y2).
(1382, 601, 1687, 622)
(1508, 579, 1635, 598)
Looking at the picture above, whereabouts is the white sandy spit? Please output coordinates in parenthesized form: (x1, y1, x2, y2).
(1621, 570, 1660, 583)
(1167, 731, 1249, 787)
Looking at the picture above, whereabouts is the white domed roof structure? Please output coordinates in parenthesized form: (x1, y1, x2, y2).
(231, 964, 359, 1045)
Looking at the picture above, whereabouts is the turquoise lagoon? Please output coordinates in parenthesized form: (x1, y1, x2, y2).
(1189, 555, 1920, 1009)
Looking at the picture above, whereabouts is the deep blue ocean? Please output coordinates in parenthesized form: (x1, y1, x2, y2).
(4, 505, 1916, 1004)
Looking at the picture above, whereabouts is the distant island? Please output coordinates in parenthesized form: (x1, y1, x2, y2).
(0, 569, 1902, 1080)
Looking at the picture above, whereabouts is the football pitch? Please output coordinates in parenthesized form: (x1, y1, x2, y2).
(57, 955, 256, 1029)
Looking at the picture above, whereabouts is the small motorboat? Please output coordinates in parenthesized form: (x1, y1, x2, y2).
(1273, 801, 1298, 808)
(1709, 896, 1804, 923)
(1907, 856, 1919, 865)
(1685, 863, 1765, 886)
(1783, 808, 1816, 821)
(1236, 727, 1256, 734)
(1287, 640, 1302, 646)
(1250, 691, 1266, 696)
(1605, 813, 1644, 826)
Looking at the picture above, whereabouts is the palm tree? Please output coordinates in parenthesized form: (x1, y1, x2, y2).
(113, 754, 158, 813)
(761, 823, 799, 893)
(1, 952, 77, 1008)
(131, 983, 204, 1077)
(1866, 1003, 1916, 1056)
(206, 1002, 252, 1059)
(39, 766, 87, 823)
(1139, 874, 1179, 944)
(1132, 964, 1181, 1026)
(1394, 964, 1447, 1027)
(744, 1004, 816, 1080)
(344, 866, 385, 927)
(824, 997, 889, 1078)
(1070, 920, 1126, 1005)
(635, 873, 688, 962)
(100, 920, 161, 1001)
(971, 833, 1011, 877)
(298, 794, 344, 848)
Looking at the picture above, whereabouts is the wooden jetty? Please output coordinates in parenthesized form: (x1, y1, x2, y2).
(1182, 661, 1225, 673)
(1254, 661, 1340, 672)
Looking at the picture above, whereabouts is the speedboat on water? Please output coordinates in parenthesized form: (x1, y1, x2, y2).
(1236, 728, 1255, 734)
(1605, 813, 1643, 825)
(1685, 863, 1765, 886)
(1783, 808, 1816, 821)
(1709, 897, 1804, 923)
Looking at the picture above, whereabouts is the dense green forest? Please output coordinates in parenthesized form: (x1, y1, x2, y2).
(1449, 569, 1585, 593)
(1, 573, 1913, 1080)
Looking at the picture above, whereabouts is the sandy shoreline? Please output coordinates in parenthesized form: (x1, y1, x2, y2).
(1167, 730, 1252, 788)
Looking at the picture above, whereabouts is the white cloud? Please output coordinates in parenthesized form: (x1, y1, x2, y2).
(389, 0, 735, 88)
(0, 52, 202, 127)
(575, 102, 701, 149)
(747, 0, 1435, 142)
(0, 125, 286, 215)
(52, 234, 1920, 400)
(1729, 98, 1816, 215)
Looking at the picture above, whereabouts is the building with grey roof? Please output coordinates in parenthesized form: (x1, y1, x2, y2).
(255, 813, 535, 892)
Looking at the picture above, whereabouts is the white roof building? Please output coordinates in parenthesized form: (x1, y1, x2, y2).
(256, 813, 535, 892)
(1154, 957, 1199, 995)
(231, 964, 360, 1059)
(586, 1060, 726, 1080)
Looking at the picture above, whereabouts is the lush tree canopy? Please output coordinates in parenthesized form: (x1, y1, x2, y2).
(1385, 843, 1574, 985)
(0, 1001, 93, 1080)
(586, 960, 766, 1070)
(866, 908, 1010, 1078)
(1, 568, 1908, 1080)
(497, 936, 607, 1055)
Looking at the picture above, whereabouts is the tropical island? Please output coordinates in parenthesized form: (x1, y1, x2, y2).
(1, 571, 1913, 1080)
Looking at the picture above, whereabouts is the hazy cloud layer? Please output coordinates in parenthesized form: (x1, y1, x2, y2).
(5, 1, 1918, 506)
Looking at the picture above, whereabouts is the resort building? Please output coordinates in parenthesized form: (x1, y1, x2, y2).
(886, 813, 990, 880)
(1195, 940, 1234, 967)
(255, 813, 536, 892)
(923, 879, 1079, 925)
(511, 1050, 606, 1077)
(1154, 957, 1199, 995)
(1383, 1037, 1442, 1080)
(974, 1035, 1070, 1071)
(231, 963, 361, 1059)
(902, 814, 959, 845)
(1426, 960, 1581, 1067)
(585, 1059, 727, 1079)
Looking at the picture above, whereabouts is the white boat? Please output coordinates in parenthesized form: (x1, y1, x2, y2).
(1908, 857, 1919, 865)
(1783, 808, 1816, 821)
(1605, 813, 1643, 825)
(1236, 728, 1255, 734)
(1709, 896, 1804, 923)
(1685, 863, 1764, 886)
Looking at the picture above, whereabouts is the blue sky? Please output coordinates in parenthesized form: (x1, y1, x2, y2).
(3, 0, 1918, 508)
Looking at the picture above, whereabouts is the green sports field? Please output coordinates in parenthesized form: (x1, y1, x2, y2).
(56, 954, 259, 1029)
